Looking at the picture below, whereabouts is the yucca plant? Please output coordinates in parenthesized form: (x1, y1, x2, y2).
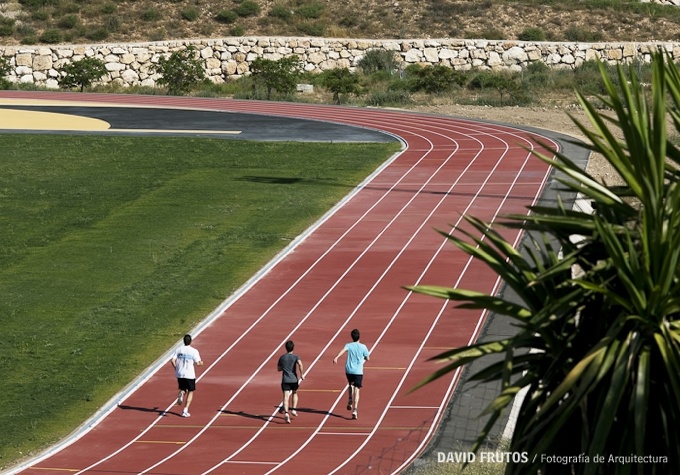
(408, 51, 680, 475)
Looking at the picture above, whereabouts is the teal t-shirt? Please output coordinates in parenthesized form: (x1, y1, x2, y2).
(344, 342, 369, 375)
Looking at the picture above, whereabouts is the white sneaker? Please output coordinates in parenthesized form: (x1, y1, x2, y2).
(352, 410, 358, 420)
(291, 409, 298, 417)
(182, 409, 190, 418)
(285, 413, 291, 424)
(177, 392, 183, 405)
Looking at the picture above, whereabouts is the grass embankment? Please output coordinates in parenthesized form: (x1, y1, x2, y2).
(0, 134, 400, 467)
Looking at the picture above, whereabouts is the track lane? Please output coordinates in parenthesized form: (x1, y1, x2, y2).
(1, 92, 558, 475)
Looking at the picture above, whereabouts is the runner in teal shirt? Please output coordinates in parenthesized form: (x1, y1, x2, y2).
(333, 329, 370, 420)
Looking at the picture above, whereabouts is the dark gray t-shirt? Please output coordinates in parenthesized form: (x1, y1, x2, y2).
(278, 353, 300, 384)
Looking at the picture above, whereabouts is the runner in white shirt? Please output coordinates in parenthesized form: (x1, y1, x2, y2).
(171, 334, 203, 417)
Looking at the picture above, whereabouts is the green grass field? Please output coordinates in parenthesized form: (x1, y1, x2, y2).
(0, 134, 400, 467)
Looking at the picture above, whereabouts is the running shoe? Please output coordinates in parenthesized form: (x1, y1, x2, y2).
(182, 409, 190, 418)
(291, 409, 298, 417)
(177, 392, 183, 405)
(285, 413, 291, 424)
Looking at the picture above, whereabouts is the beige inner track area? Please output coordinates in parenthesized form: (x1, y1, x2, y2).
(0, 108, 111, 131)
(0, 99, 241, 134)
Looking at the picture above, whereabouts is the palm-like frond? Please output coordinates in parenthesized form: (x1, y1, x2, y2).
(409, 51, 680, 474)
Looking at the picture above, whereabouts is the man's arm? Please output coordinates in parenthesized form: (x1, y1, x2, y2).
(333, 347, 347, 364)
(297, 359, 305, 380)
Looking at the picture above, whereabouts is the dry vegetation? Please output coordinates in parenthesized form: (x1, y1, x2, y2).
(2, 0, 680, 46)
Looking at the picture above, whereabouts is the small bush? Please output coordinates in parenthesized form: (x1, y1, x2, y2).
(19, 0, 58, 8)
(235, 1, 260, 17)
(21, 35, 39, 44)
(141, 8, 162, 22)
(319, 68, 361, 104)
(58, 57, 107, 91)
(86, 27, 109, 41)
(103, 14, 121, 33)
(0, 55, 11, 89)
(100, 3, 116, 14)
(338, 15, 358, 28)
(467, 70, 531, 106)
(406, 64, 464, 94)
(181, 7, 200, 22)
(39, 28, 63, 43)
(571, 60, 608, 95)
(31, 9, 49, 21)
(229, 25, 245, 36)
(564, 26, 604, 42)
(358, 49, 400, 76)
(59, 2, 80, 14)
(17, 23, 36, 36)
(268, 4, 292, 20)
(296, 3, 324, 19)
(365, 89, 412, 107)
(152, 46, 207, 95)
(216, 9, 238, 24)
(518, 27, 545, 41)
(296, 21, 324, 36)
(523, 60, 551, 88)
(57, 14, 79, 29)
(149, 29, 166, 41)
(0, 17, 15, 37)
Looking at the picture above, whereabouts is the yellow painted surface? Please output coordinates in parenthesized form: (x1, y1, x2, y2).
(0, 109, 111, 131)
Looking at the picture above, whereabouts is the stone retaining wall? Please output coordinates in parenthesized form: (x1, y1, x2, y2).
(1, 37, 680, 89)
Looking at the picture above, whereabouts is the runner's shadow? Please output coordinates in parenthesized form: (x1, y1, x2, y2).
(220, 410, 276, 422)
(118, 404, 174, 416)
(287, 407, 345, 420)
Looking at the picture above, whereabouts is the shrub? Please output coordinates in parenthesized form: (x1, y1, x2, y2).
(364, 89, 412, 106)
(103, 14, 121, 33)
(57, 14, 79, 29)
(39, 29, 63, 44)
(235, 1, 260, 17)
(31, 9, 49, 21)
(523, 60, 551, 88)
(58, 57, 107, 91)
(250, 55, 302, 100)
(296, 3, 324, 19)
(86, 27, 109, 41)
(338, 15, 358, 28)
(268, 4, 292, 21)
(19, 0, 58, 8)
(518, 27, 545, 41)
(565, 25, 604, 42)
(296, 21, 324, 36)
(229, 25, 245, 36)
(0, 55, 11, 89)
(216, 9, 238, 24)
(357, 49, 400, 76)
(406, 64, 464, 94)
(319, 68, 361, 104)
(0, 17, 15, 37)
(181, 7, 200, 22)
(100, 3, 116, 14)
(467, 70, 531, 106)
(152, 46, 207, 95)
(141, 8, 162, 22)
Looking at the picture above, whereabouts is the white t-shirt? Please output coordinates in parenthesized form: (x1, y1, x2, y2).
(173, 345, 202, 379)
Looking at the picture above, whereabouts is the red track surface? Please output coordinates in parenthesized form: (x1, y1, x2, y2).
(2, 92, 558, 475)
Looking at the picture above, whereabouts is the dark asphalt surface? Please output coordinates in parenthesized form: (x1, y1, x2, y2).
(0, 105, 399, 143)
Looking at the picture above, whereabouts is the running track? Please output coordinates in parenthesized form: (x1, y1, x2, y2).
(2, 91, 561, 475)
